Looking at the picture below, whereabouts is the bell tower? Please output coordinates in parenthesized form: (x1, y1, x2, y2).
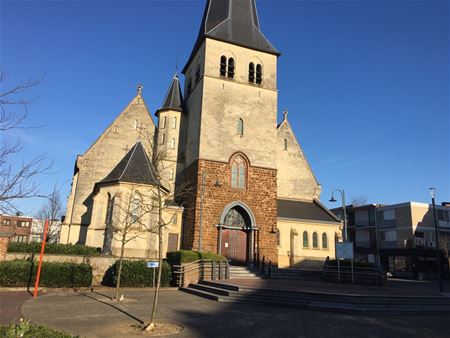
(179, 0, 280, 265)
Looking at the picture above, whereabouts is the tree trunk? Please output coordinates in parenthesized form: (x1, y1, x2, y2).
(145, 188, 164, 331)
(115, 236, 126, 301)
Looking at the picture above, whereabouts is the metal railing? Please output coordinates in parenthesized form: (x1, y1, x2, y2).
(173, 259, 229, 288)
(323, 261, 386, 286)
(253, 254, 272, 278)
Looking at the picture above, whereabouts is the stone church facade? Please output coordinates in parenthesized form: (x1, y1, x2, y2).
(60, 0, 341, 268)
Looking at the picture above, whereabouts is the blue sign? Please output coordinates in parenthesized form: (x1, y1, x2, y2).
(147, 261, 159, 268)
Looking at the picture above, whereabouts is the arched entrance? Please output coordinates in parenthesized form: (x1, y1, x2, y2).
(217, 202, 257, 266)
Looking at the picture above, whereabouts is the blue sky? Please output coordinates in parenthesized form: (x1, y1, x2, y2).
(1, 0, 449, 215)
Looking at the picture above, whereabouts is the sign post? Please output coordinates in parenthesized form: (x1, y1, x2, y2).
(336, 242, 354, 283)
(34, 219, 49, 298)
(147, 261, 159, 287)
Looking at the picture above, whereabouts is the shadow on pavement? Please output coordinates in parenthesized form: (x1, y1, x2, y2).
(76, 290, 144, 325)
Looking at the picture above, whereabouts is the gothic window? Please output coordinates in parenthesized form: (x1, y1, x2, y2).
(224, 208, 246, 227)
(227, 58, 235, 79)
(237, 118, 244, 136)
(220, 56, 227, 77)
(130, 198, 140, 224)
(256, 64, 262, 85)
(171, 138, 176, 149)
(105, 194, 114, 225)
(284, 138, 288, 150)
(322, 233, 328, 249)
(161, 133, 166, 145)
(230, 155, 247, 189)
(303, 231, 309, 248)
(162, 116, 166, 129)
(248, 62, 255, 83)
(313, 232, 318, 248)
(172, 117, 177, 129)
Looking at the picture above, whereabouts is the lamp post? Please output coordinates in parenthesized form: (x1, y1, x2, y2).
(429, 187, 444, 292)
(329, 189, 347, 242)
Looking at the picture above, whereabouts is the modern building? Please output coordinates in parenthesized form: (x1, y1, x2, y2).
(60, 0, 341, 265)
(30, 218, 62, 243)
(0, 214, 32, 243)
(331, 202, 450, 278)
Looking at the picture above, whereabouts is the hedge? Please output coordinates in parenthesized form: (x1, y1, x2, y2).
(7, 242, 99, 256)
(166, 250, 227, 266)
(113, 260, 172, 287)
(0, 259, 92, 287)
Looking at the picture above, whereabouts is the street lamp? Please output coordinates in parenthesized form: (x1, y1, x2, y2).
(329, 189, 347, 242)
(429, 187, 444, 292)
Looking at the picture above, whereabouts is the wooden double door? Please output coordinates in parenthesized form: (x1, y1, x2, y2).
(221, 229, 249, 265)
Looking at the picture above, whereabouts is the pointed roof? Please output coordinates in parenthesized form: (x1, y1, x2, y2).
(156, 74, 184, 114)
(98, 142, 159, 187)
(183, 0, 280, 73)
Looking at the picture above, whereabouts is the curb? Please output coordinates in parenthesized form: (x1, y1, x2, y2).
(0, 286, 180, 293)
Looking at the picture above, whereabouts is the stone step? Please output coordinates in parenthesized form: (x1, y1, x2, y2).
(180, 280, 450, 314)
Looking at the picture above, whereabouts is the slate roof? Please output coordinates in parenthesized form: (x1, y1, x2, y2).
(157, 74, 184, 114)
(183, 0, 280, 73)
(278, 199, 340, 223)
(98, 142, 159, 187)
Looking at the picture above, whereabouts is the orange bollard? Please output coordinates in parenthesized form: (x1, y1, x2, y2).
(33, 219, 49, 298)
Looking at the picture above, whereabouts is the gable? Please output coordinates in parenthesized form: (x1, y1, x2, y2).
(276, 119, 321, 200)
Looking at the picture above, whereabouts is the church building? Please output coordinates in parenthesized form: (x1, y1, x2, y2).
(60, 0, 341, 268)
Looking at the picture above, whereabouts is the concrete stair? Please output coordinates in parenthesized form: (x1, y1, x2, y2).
(180, 280, 450, 315)
(229, 265, 264, 279)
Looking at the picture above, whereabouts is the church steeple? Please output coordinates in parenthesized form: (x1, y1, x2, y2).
(183, 0, 279, 73)
(156, 74, 184, 114)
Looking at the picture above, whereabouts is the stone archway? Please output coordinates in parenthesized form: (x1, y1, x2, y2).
(218, 201, 257, 265)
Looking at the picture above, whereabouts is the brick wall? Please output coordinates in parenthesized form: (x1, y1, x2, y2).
(181, 158, 278, 264)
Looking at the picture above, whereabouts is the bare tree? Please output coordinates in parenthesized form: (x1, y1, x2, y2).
(108, 185, 155, 301)
(33, 184, 63, 243)
(351, 195, 368, 206)
(0, 70, 51, 214)
(143, 147, 192, 332)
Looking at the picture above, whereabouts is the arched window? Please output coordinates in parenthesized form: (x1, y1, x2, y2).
(303, 231, 309, 247)
(105, 194, 114, 225)
(248, 62, 255, 83)
(227, 58, 235, 79)
(130, 198, 140, 224)
(220, 56, 227, 77)
(256, 64, 262, 85)
(322, 233, 328, 249)
(161, 134, 166, 145)
(237, 118, 244, 136)
(161, 116, 166, 129)
(284, 138, 288, 150)
(231, 155, 247, 189)
(171, 138, 176, 149)
(313, 232, 318, 248)
(172, 117, 177, 129)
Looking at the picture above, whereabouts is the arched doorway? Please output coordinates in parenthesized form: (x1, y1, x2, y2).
(218, 202, 257, 266)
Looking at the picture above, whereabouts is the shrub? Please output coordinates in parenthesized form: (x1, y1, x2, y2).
(7, 242, 99, 256)
(0, 319, 72, 338)
(166, 250, 226, 266)
(0, 260, 93, 287)
(113, 260, 172, 287)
